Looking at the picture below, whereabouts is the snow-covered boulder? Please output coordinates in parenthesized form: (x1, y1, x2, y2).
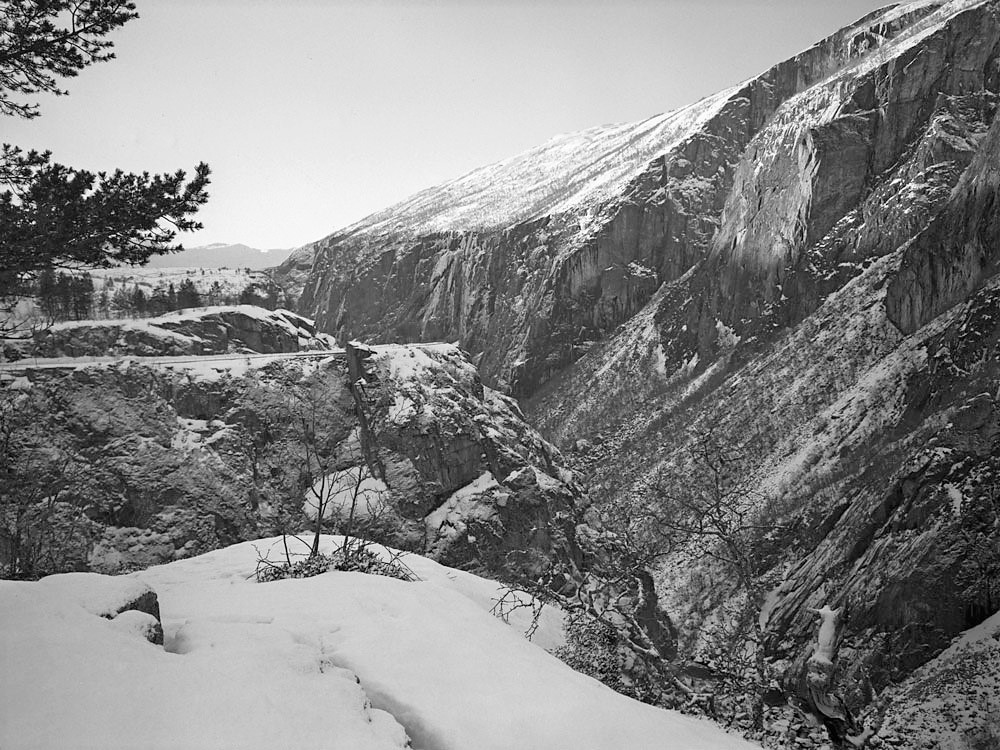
(109, 609, 164, 645)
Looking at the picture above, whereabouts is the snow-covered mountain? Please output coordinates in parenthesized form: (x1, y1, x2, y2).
(5, 2, 1000, 747)
(146, 243, 293, 270)
(278, 1, 1000, 745)
(292, 0, 996, 393)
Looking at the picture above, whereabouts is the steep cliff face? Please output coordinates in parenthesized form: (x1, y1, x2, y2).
(886, 96, 1000, 333)
(676, 0, 1000, 364)
(282, 0, 1000, 738)
(524, 57, 1000, 745)
(0, 343, 588, 589)
(292, 1, 971, 395)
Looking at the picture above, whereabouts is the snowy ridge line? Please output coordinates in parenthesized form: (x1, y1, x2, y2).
(799, 0, 991, 114)
(313, 1, 983, 242)
(328, 84, 737, 238)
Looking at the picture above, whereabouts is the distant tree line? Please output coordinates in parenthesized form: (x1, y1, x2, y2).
(106, 277, 203, 318)
(29, 270, 286, 322)
(0, 0, 211, 323)
(35, 270, 95, 321)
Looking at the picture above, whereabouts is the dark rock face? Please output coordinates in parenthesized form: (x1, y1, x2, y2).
(886, 105, 1000, 334)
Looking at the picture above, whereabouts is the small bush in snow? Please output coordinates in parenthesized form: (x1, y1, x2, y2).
(555, 616, 667, 707)
(255, 544, 415, 583)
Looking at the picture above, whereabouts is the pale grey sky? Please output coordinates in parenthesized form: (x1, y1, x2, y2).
(5, 0, 896, 249)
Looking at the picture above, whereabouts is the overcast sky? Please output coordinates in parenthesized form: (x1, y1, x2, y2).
(6, 0, 896, 249)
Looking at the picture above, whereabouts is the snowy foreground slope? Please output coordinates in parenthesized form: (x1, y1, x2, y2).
(0, 536, 756, 750)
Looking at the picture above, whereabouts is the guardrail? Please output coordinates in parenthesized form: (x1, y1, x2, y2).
(0, 348, 347, 376)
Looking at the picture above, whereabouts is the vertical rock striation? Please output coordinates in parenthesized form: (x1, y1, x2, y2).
(289, 1, 988, 396)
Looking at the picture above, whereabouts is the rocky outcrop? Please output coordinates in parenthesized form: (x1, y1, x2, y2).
(3, 340, 677, 706)
(1, 342, 590, 588)
(13, 305, 333, 360)
(331, 343, 588, 582)
(886, 105, 1000, 334)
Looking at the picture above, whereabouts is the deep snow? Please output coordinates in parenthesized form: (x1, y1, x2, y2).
(1, 535, 758, 750)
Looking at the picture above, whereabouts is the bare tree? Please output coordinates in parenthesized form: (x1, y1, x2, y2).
(0, 387, 90, 578)
(490, 509, 692, 707)
(246, 358, 403, 580)
(242, 365, 353, 557)
(647, 429, 786, 726)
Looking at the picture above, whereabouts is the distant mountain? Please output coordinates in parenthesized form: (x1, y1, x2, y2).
(146, 243, 293, 270)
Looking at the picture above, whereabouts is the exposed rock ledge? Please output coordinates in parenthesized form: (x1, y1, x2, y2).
(6, 305, 335, 360)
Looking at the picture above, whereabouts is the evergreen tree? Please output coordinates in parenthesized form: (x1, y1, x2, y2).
(130, 285, 147, 316)
(177, 278, 201, 309)
(74, 273, 94, 319)
(238, 282, 276, 309)
(238, 284, 261, 307)
(55, 273, 73, 319)
(110, 286, 132, 317)
(36, 268, 58, 319)
(166, 281, 178, 311)
(0, 1, 211, 301)
(208, 280, 223, 305)
(147, 285, 170, 316)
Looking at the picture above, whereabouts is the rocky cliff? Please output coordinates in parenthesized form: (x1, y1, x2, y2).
(519, 5, 1000, 744)
(282, 1, 1000, 744)
(8, 305, 334, 360)
(290, 1, 998, 396)
(0, 342, 590, 591)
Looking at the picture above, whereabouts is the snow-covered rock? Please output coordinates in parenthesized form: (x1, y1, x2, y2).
(0, 560, 409, 750)
(13, 305, 333, 360)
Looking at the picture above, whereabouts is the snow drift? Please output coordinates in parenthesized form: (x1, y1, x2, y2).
(0, 536, 757, 750)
